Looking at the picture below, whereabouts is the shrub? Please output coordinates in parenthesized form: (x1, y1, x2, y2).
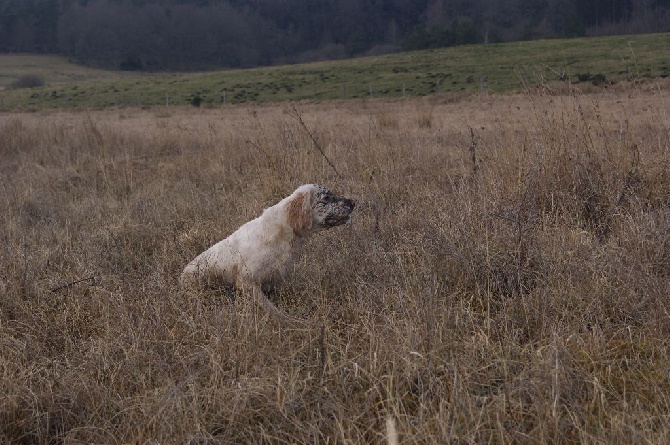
(591, 73, 608, 85)
(577, 72, 591, 82)
(8, 75, 45, 90)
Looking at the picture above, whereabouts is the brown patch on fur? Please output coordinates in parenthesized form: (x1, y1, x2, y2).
(286, 192, 311, 235)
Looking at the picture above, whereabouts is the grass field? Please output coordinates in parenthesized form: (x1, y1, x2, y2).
(0, 54, 141, 89)
(1, 32, 669, 109)
(1, 76, 670, 442)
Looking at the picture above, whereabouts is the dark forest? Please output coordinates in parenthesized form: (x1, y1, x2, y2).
(1, 0, 669, 71)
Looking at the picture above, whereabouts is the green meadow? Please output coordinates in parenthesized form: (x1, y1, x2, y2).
(1, 32, 669, 109)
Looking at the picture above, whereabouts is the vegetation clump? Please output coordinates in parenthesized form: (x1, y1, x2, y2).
(8, 74, 44, 90)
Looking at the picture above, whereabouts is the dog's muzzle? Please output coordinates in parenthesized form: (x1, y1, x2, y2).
(325, 198, 356, 227)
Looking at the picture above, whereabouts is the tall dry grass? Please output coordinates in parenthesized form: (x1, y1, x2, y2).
(1, 81, 670, 444)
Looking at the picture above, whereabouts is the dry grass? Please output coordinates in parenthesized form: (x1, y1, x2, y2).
(2, 81, 670, 444)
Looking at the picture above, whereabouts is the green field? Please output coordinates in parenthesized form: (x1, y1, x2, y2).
(1, 32, 669, 109)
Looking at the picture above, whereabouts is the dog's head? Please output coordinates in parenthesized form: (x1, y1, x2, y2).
(287, 184, 356, 236)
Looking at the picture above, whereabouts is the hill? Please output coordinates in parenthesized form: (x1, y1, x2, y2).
(0, 54, 140, 89)
(1, 32, 669, 110)
(3, 0, 668, 71)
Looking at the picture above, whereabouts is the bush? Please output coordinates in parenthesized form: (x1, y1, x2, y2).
(591, 73, 608, 85)
(577, 73, 591, 82)
(576, 72, 609, 85)
(8, 75, 45, 90)
(190, 95, 202, 107)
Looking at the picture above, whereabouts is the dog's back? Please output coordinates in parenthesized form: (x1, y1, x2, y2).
(180, 200, 305, 289)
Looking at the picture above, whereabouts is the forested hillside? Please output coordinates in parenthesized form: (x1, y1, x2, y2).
(1, 0, 669, 71)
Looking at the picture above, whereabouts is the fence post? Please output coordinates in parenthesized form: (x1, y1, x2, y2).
(369, 85, 373, 97)
(165, 91, 169, 106)
(402, 82, 406, 97)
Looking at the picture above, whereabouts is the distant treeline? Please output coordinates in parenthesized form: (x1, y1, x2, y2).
(1, 0, 669, 71)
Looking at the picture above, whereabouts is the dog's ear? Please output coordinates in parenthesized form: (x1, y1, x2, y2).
(286, 191, 312, 235)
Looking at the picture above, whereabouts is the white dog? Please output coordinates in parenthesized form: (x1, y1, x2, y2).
(180, 184, 355, 320)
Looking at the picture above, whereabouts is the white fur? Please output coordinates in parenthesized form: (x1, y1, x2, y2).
(180, 184, 355, 320)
